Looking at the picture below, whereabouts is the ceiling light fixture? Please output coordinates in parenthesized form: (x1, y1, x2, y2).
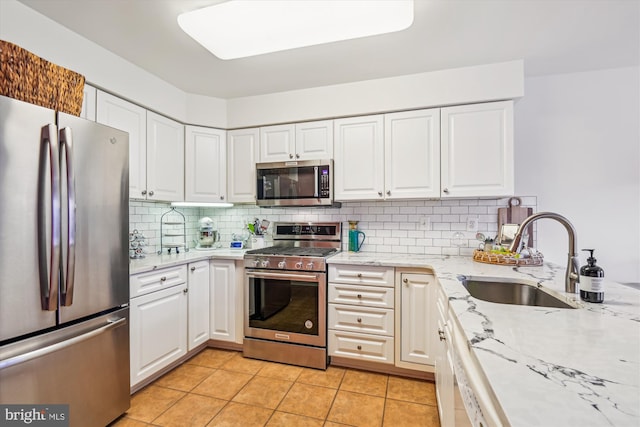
(177, 0, 414, 60)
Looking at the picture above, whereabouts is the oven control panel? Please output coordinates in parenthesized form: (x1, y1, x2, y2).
(245, 256, 326, 272)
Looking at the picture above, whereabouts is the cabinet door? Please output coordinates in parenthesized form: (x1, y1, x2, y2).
(435, 281, 455, 427)
(227, 128, 259, 203)
(441, 100, 514, 198)
(130, 284, 188, 387)
(146, 111, 185, 202)
(385, 109, 440, 199)
(188, 261, 210, 351)
(260, 124, 295, 162)
(96, 91, 147, 199)
(334, 115, 384, 201)
(80, 84, 96, 121)
(295, 120, 333, 160)
(398, 273, 437, 367)
(210, 260, 236, 342)
(185, 126, 227, 203)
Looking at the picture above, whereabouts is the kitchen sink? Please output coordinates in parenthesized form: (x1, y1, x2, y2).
(458, 277, 578, 309)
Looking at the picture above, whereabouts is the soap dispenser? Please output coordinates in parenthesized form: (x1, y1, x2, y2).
(579, 249, 605, 303)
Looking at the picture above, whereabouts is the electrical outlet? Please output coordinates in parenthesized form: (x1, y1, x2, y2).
(418, 217, 431, 231)
(466, 217, 479, 232)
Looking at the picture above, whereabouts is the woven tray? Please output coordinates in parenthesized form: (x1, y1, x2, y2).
(0, 40, 85, 115)
(472, 249, 543, 266)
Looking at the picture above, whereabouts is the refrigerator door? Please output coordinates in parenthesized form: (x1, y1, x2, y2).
(0, 307, 130, 426)
(58, 112, 129, 324)
(0, 96, 58, 342)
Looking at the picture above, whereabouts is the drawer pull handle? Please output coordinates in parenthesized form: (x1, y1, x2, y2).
(356, 294, 362, 299)
(357, 318, 362, 323)
(160, 277, 167, 282)
(357, 345, 362, 350)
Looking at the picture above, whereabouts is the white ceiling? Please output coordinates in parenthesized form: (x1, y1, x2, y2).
(17, 0, 640, 99)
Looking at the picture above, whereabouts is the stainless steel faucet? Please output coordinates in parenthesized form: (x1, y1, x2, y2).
(508, 212, 580, 293)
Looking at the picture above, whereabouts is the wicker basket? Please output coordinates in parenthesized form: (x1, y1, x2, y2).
(472, 249, 543, 267)
(0, 40, 85, 116)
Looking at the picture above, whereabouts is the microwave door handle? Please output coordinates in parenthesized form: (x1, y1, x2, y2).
(38, 124, 60, 311)
(59, 127, 76, 306)
(314, 166, 319, 198)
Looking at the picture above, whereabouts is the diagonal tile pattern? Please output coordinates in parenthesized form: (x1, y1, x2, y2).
(110, 348, 441, 426)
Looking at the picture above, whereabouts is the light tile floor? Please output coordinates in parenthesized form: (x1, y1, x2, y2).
(110, 348, 441, 427)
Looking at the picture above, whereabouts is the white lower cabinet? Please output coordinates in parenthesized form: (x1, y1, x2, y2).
(188, 260, 210, 351)
(435, 280, 455, 427)
(396, 271, 438, 370)
(210, 259, 242, 343)
(129, 265, 188, 388)
(328, 265, 395, 364)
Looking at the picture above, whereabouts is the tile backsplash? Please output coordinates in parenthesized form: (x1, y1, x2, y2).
(130, 197, 537, 257)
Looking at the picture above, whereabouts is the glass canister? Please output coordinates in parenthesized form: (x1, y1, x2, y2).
(348, 220, 366, 252)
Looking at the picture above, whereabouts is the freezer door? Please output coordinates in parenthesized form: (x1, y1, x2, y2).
(0, 307, 130, 426)
(58, 112, 129, 324)
(0, 96, 58, 342)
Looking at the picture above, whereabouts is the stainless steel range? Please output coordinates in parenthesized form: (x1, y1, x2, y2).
(243, 222, 341, 369)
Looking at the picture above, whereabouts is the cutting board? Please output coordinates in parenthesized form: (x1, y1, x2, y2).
(497, 197, 533, 247)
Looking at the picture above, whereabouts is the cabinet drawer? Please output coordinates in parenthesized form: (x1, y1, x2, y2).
(130, 265, 188, 298)
(328, 304, 394, 336)
(328, 330, 394, 364)
(328, 283, 394, 308)
(328, 265, 394, 287)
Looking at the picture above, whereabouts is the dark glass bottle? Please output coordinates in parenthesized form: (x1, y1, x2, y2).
(579, 249, 604, 303)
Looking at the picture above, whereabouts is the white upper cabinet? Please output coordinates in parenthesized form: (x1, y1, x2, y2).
(334, 115, 384, 201)
(295, 120, 333, 160)
(146, 111, 185, 202)
(384, 109, 441, 199)
(440, 100, 514, 198)
(260, 120, 333, 162)
(96, 90, 147, 199)
(227, 128, 259, 203)
(80, 84, 96, 121)
(260, 124, 295, 162)
(185, 126, 227, 203)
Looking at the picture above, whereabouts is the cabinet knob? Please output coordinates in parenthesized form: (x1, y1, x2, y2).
(356, 294, 362, 299)
(357, 273, 362, 278)
(295, 153, 300, 159)
(190, 266, 196, 272)
(149, 190, 154, 196)
(357, 318, 362, 323)
(438, 329, 446, 341)
(289, 153, 294, 159)
(386, 190, 391, 196)
(220, 195, 224, 200)
(160, 276, 166, 282)
(403, 278, 408, 285)
(443, 188, 449, 194)
(357, 345, 362, 350)
(141, 190, 147, 196)
(378, 191, 383, 197)
(183, 288, 188, 294)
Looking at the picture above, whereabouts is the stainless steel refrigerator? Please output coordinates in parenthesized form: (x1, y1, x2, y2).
(0, 95, 130, 426)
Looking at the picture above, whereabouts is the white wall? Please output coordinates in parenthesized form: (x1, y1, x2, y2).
(515, 67, 640, 283)
(0, 0, 227, 127)
(226, 60, 524, 128)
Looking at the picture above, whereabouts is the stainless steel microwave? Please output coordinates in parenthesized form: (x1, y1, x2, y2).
(256, 159, 337, 207)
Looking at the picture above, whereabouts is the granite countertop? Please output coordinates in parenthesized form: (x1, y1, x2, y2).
(129, 248, 246, 275)
(328, 252, 640, 427)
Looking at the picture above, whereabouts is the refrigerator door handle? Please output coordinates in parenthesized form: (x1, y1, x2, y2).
(38, 124, 60, 311)
(0, 317, 127, 370)
(59, 127, 76, 306)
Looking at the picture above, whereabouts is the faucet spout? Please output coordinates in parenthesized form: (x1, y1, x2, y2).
(508, 212, 579, 293)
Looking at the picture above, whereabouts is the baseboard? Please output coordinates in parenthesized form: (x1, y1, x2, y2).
(330, 356, 435, 381)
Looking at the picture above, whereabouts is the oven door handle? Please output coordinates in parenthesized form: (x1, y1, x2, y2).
(246, 271, 319, 281)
